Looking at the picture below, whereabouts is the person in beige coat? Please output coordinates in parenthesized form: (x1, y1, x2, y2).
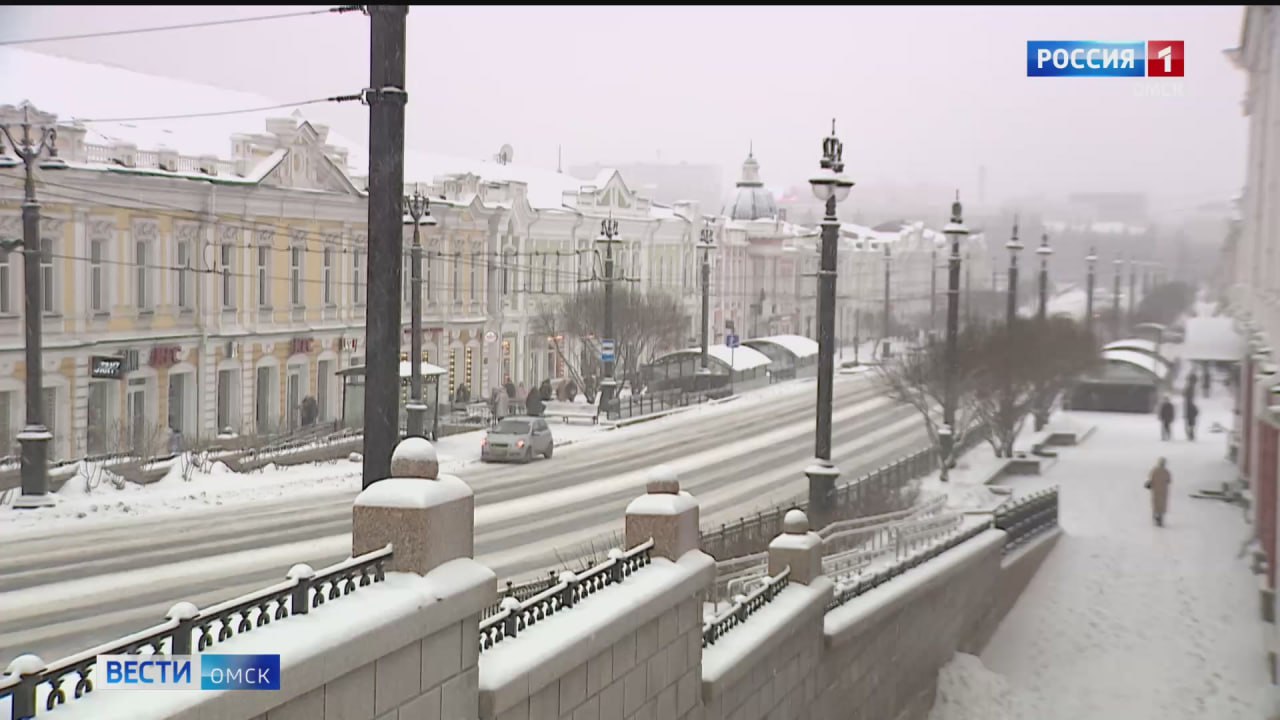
(1146, 457, 1172, 527)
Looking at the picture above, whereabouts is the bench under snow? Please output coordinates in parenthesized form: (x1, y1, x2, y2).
(542, 400, 601, 425)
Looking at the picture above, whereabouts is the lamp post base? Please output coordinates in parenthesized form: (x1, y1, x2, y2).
(406, 402, 428, 438)
(804, 459, 842, 529)
(14, 425, 52, 509)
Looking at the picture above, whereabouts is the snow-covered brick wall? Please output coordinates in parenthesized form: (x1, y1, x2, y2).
(40, 559, 495, 720)
(478, 550, 714, 720)
(813, 529, 1008, 720)
(700, 577, 833, 720)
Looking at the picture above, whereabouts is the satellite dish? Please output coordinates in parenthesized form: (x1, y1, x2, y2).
(496, 144, 513, 165)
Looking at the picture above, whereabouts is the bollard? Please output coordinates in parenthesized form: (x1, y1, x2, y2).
(166, 602, 200, 655)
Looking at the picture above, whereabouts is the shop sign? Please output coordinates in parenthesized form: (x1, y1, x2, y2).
(149, 346, 181, 369)
(90, 355, 125, 380)
(292, 337, 315, 355)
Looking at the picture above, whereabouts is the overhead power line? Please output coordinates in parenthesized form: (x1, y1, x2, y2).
(71, 94, 365, 124)
(0, 7, 362, 47)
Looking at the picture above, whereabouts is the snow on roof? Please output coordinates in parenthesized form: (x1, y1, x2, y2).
(398, 361, 448, 379)
(403, 148, 602, 212)
(1101, 339, 1173, 368)
(0, 47, 368, 173)
(702, 344, 772, 372)
(1183, 317, 1245, 362)
(746, 334, 819, 359)
(1101, 349, 1171, 380)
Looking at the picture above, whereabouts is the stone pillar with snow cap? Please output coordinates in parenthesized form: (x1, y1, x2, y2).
(352, 436, 474, 575)
(767, 509, 825, 585)
(625, 465, 700, 561)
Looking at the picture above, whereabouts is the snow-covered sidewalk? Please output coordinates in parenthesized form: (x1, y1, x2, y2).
(930, 378, 1275, 718)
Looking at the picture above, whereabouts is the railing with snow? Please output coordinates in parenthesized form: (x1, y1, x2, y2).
(481, 572, 563, 620)
(709, 494, 951, 603)
(702, 567, 791, 648)
(0, 545, 392, 720)
(700, 446, 938, 561)
(826, 520, 992, 612)
(477, 539, 654, 653)
(992, 487, 1059, 554)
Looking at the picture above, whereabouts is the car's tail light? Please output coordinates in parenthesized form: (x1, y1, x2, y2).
(516, 439, 526, 449)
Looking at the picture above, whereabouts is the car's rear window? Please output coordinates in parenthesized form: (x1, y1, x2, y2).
(495, 420, 531, 434)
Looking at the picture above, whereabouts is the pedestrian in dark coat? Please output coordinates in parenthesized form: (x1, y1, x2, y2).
(1185, 400, 1199, 441)
(1145, 457, 1172, 527)
(1158, 397, 1175, 441)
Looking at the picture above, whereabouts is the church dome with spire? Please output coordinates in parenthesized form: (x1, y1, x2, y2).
(723, 147, 778, 221)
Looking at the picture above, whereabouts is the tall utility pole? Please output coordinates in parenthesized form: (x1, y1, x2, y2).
(596, 218, 622, 406)
(1085, 247, 1098, 341)
(930, 245, 938, 337)
(1112, 258, 1122, 339)
(881, 243, 891, 357)
(405, 187, 434, 439)
(805, 120, 853, 527)
(940, 193, 968, 482)
(362, 5, 409, 488)
(0, 104, 65, 508)
(1034, 232, 1053, 431)
(697, 220, 714, 387)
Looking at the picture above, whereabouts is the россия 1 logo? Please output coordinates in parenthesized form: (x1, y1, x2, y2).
(1027, 41, 1184, 77)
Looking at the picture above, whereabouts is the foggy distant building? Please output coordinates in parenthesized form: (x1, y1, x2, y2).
(568, 161, 723, 212)
(1065, 192, 1149, 224)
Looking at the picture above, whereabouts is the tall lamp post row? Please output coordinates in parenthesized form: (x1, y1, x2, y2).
(1033, 233, 1053, 431)
(939, 193, 968, 482)
(804, 120, 853, 526)
(0, 104, 68, 509)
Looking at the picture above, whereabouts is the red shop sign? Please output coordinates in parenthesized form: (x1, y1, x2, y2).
(149, 346, 181, 368)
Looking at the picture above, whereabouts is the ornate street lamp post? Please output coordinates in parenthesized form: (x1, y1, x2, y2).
(697, 220, 715, 389)
(404, 186, 436, 439)
(939, 194, 968, 482)
(1034, 232, 1053, 430)
(805, 120, 854, 527)
(0, 104, 66, 508)
(1085, 247, 1098, 341)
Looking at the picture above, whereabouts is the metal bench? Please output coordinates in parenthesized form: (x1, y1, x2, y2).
(543, 400, 601, 425)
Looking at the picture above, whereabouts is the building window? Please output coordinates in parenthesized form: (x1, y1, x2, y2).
(323, 247, 334, 305)
(290, 246, 302, 306)
(451, 251, 460, 301)
(353, 250, 364, 305)
(221, 244, 235, 309)
(134, 237, 150, 312)
(470, 252, 478, 301)
(502, 249, 512, 295)
(176, 240, 190, 310)
(0, 247, 9, 314)
(540, 253, 548, 294)
(90, 239, 104, 313)
(257, 245, 270, 308)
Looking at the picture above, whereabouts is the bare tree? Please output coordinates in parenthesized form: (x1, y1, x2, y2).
(874, 329, 986, 479)
(531, 287, 688, 389)
(969, 315, 1099, 457)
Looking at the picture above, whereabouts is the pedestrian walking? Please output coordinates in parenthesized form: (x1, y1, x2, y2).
(1145, 457, 1172, 527)
(1158, 396, 1175, 441)
(1185, 399, 1199, 441)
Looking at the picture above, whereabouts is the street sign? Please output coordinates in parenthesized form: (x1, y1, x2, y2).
(725, 334, 740, 349)
(601, 339, 616, 363)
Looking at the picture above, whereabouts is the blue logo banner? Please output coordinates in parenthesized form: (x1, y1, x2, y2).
(1027, 41, 1146, 77)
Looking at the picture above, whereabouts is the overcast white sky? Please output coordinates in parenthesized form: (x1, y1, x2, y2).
(0, 5, 1248, 215)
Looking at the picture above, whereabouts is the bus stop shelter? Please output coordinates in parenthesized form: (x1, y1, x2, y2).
(339, 361, 447, 440)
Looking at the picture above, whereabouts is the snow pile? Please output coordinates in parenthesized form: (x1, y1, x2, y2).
(929, 653, 1051, 720)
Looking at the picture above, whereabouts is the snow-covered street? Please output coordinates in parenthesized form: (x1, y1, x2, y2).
(930, 367, 1275, 719)
(0, 372, 939, 666)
